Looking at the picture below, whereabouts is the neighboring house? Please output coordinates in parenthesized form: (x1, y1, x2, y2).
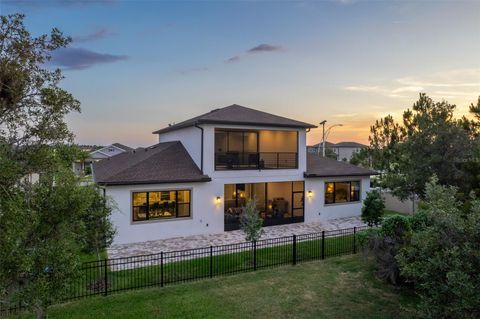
(73, 143, 133, 177)
(93, 104, 376, 245)
(307, 141, 367, 162)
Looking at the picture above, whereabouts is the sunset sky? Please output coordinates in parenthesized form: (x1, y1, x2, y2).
(2, 0, 479, 147)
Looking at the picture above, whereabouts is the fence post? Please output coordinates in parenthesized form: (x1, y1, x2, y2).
(103, 258, 108, 296)
(321, 231, 325, 260)
(353, 227, 357, 254)
(292, 235, 297, 265)
(160, 251, 164, 287)
(253, 241, 257, 271)
(209, 246, 213, 278)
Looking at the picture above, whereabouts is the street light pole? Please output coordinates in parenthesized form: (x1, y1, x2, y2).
(319, 120, 327, 157)
(319, 121, 343, 158)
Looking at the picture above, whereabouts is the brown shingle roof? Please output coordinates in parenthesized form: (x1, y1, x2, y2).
(93, 142, 211, 185)
(153, 104, 317, 134)
(305, 153, 377, 178)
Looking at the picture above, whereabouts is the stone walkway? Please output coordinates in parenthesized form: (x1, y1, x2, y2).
(108, 217, 366, 259)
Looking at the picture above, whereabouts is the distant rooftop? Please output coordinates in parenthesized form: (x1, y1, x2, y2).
(310, 141, 367, 148)
(153, 104, 317, 134)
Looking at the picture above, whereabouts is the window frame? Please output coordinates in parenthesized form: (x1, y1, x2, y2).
(324, 181, 361, 205)
(131, 189, 192, 223)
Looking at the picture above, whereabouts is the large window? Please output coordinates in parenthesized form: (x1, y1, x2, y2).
(215, 129, 298, 170)
(224, 181, 304, 231)
(132, 190, 191, 222)
(325, 181, 360, 204)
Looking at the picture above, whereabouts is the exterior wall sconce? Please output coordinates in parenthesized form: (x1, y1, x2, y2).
(307, 190, 313, 198)
(215, 196, 222, 204)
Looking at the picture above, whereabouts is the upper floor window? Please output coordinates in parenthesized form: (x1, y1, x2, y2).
(215, 129, 298, 170)
(132, 190, 191, 222)
(325, 181, 360, 204)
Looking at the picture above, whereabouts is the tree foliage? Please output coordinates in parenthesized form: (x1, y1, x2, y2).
(240, 198, 264, 242)
(367, 93, 479, 199)
(0, 170, 92, 318)
(0, 14, 115, 318)
(361, 190, 385, 227)
(81, 186, 116, 263)
(0, 13, 79, 186)
(349, 147, 371, 167)
(396, 180, 480, 318)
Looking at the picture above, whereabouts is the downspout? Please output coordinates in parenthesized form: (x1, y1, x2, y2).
(194, 123, 204, 172)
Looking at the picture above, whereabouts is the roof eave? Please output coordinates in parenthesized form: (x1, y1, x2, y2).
(153, 120, 317, 134)
(304, 171, 378, 178)
(96, 176, 212, 186)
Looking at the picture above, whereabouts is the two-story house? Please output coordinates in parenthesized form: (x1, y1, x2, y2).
(308, 142, 367, 162)
(93, 105, 376, 245)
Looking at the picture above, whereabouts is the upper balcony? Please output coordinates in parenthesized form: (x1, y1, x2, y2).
(214, 129, 298, 170)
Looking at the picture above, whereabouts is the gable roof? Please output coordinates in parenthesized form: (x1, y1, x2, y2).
(111, 143, 133, 151)
(153, 104, 317, 134)
(305, 153, 377, 178)
(93, 142, 211, 185)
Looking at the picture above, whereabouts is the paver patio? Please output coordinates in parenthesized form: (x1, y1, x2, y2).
(108, 217, 366, 259)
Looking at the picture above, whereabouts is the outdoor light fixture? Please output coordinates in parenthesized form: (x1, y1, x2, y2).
(216, 196, 222, 204)
(307, 190, 313, 198)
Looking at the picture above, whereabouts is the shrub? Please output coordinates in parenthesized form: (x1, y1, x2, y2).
(396, 180, 480, 318)
(362, 215, 412, 285)
(240, 198, 264, 242)
(361, 190, 385, 227)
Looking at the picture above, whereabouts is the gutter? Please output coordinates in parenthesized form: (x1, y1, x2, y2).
(97, 176, 212, 187)
(303, 171, 379, 178)
(194, 123, 204, 172)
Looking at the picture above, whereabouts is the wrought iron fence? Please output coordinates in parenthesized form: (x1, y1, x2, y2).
(1, 225, 367, 316)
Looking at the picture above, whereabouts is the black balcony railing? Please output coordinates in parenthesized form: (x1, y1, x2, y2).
(215, 152, 298, 170)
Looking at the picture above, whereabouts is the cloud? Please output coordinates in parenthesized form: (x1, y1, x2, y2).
(50, 47, 128, 70)
(344, 85, 382, 93)
(226, 43, 284, 63)
(247, 44, 283, 53)
(2, 0, 116, 11)
(343, 68, 480, 102)
(73, 27, 115, 43)
(225, 56, 241, 64)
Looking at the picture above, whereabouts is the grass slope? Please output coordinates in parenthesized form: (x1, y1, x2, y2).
(12, 255, 417, 319)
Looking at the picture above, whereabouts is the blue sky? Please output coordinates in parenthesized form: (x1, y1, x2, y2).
(2, 0, 479, 146)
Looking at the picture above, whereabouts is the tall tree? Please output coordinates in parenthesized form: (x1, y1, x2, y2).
(368, 93, 478, 199)
(0, 14, 114, 318)
(0, 13, 79, 185)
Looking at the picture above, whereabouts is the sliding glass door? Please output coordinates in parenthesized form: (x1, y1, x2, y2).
(224, 181, 304, 231)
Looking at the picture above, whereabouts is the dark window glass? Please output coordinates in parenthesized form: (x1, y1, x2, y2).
(325, 182, 335, 204)
(335, 182, 350, 203)
(132, 190, 191, 222)
(351, 181, 361, 202)
(324, 182, 361, 204)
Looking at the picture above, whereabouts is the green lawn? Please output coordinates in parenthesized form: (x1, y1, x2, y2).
(11, 255, 418, 319)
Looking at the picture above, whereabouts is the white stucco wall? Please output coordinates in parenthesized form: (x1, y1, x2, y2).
(107, 175, 370, 245)
(107, 124, 370, 245)
(157, 126, 202, 168)
(106, 181, 223, 245)
(304, 176, 370, 222)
